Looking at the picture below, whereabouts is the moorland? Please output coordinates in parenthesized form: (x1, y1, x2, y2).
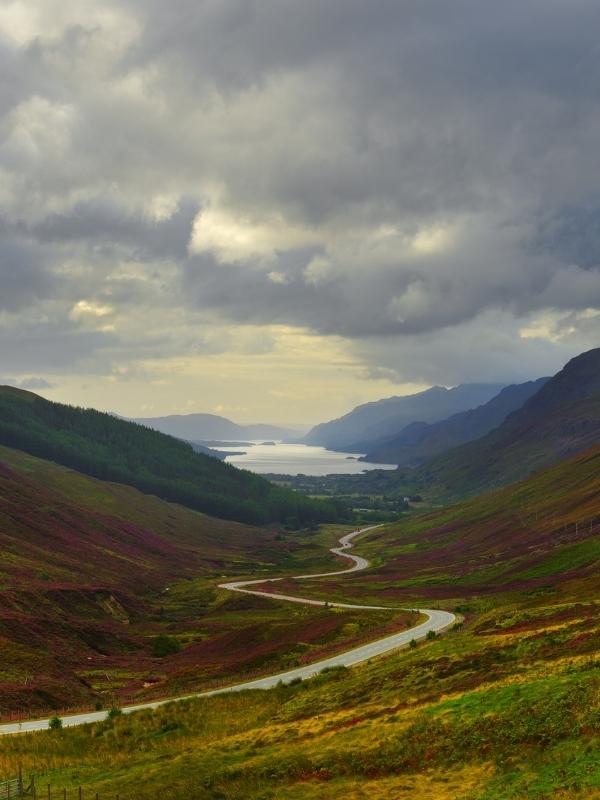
(0, 348, 599, 799)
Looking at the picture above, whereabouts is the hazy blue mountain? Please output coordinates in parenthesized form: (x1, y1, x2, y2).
(417, 348, 600, 497)
(130, 413, 298, 442)
(303, 384, 506, 451)
(363, 378, 549, 465)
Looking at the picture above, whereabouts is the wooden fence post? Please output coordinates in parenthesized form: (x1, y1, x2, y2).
(78, 788, 82, 800)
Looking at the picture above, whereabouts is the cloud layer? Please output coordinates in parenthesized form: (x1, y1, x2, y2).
(1, 0, 599, 418)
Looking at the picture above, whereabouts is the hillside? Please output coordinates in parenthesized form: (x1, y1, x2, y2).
(0, 387, 344, 527)
(363, 378, 549, 465)
(130, 412, 298, 442)
(0, 445, 394, 714)
(414, 347, 600, 498)
(297, 441, 600, 605)
(0, 443, 260, 712)
(5, 441, 600, 799)
(303, 383, 506, 451)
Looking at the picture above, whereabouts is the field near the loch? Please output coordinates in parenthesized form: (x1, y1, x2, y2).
(1, 444, 599, 798)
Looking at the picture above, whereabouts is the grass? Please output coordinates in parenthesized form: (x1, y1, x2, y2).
(282, 444, 600, 609)
(0, 444, 599, 797)
(1, 620, 599, 798)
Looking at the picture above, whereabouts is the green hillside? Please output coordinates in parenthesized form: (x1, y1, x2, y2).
(3, 441, 600, 799)
(296, 442, 600, 607)
(0, 387, 346, 527)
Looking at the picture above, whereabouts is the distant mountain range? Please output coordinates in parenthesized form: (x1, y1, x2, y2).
(363, 377, 550, 465)
(129, 412, 300, 442)
(303, 383, 507, 451)
(412, 347, 600, 497)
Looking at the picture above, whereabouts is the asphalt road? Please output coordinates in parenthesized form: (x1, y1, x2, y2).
(0, 525, 455, 735)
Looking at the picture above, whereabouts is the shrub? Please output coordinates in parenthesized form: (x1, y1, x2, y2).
(426, 629, 437, 640)
(107, 707, 122, 719)
(152, 634, 182, 658)
(48, 716, 62, 730)
(409, 639, 417, 649)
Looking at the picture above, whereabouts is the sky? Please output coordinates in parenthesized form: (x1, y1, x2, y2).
(0, 0, 599, 425)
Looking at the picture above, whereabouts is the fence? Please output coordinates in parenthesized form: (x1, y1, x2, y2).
(0, 776, 120, 800)
(0, 776, 24, 799)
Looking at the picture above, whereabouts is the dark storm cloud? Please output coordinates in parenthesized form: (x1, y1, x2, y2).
(1, 0, 600, 381)
(0, 233, 56, 311)
(0, 319, 118, 373)
(33, 198, 199, 262)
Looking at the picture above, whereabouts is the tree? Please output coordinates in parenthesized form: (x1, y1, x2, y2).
(152, 634, 181, 658)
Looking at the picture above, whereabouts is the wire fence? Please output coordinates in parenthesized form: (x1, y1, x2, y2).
(0, 776, 121, 800)
(0, 777, 23, 799)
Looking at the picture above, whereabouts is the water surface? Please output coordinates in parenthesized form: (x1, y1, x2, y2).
(221, 441, 397, 476)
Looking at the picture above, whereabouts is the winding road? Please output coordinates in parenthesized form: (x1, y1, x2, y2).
(0, 525, 454, 735)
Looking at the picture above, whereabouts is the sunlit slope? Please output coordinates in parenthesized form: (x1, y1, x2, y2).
(3, 573, 599, 798)
(292, 442, 600, 607)
(0, 386, 344, 526)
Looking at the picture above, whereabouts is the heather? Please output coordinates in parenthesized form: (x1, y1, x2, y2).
(0, 445, 399, 714)
(1, 441, 599, 798)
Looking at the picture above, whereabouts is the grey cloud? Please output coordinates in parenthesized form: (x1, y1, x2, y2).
(33, 197, 199, 261)
(1, 1, 600, 384)
(0, 376, 55, 390)
(351, 312, 595, 387)
(0, 319, 119, 373)
(0, 235, 57, 311)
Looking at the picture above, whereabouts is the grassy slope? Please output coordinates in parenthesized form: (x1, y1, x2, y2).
(295, 443, 600, 607)
(0, 446, 408, 715)
(0, 385, 343, 527)
(2, 444, 599, 798)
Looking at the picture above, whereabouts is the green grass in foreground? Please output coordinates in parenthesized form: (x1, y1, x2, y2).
(2, 594, 599, 799)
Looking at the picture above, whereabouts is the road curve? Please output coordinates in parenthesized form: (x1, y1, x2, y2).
(0, 525, 454, 736)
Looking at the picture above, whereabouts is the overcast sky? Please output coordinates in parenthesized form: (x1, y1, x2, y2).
(1, 0, 599, 424)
